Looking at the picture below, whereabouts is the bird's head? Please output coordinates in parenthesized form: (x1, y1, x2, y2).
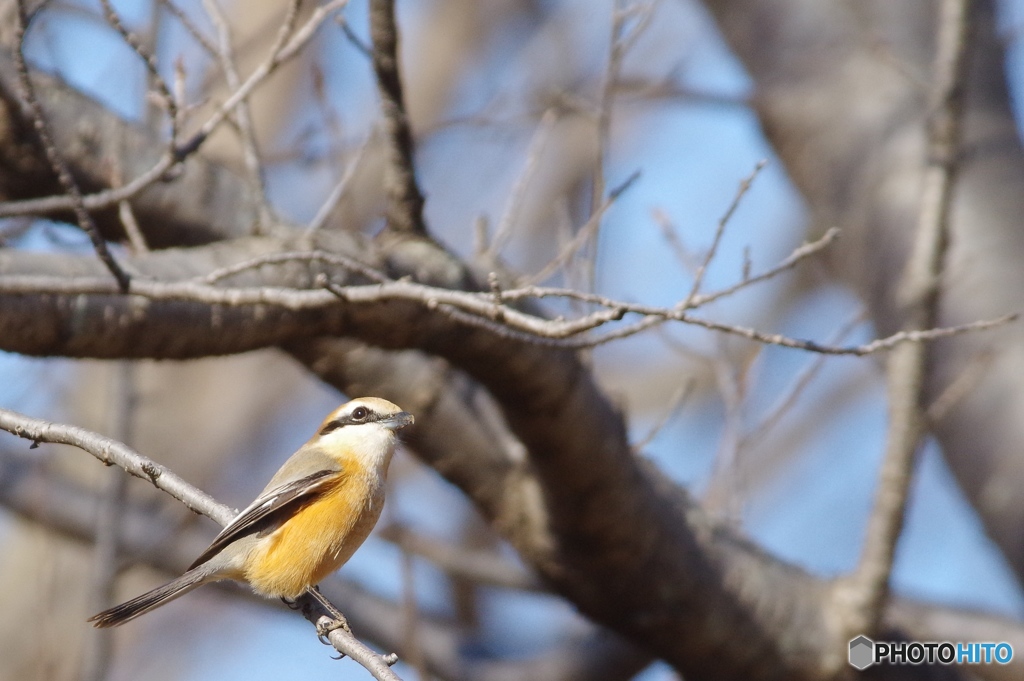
(314, 397, 414, 472)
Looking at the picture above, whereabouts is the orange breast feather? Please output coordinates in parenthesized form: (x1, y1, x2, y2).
(245, 475, 382, 599)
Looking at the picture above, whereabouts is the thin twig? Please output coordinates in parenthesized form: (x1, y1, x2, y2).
(653, 209, 698, 272)
(198, 249, 389, 284)
(741, 310, 865, 449)
(111, 161, 150, 254)
(686, 227, 839, 308)
(0, 407, 231, 523)
(581, 1, 653, 299)
(158, 0, 219, 57)
(0, 153, 175, 220)
(175, 0, 350, 160)
(0, 0, 348, 222)
(307, 130, 375, 234)
(337, 14, 373, 58)
(421, 292, 1015, 352)
(488, 109, 557, 257)
(99, 0, 179, 143)
(118, 200, 148, 254)
(617, 75, 748, 109)
(202, 0, 294, 230)
(675, 312, 1012, 356)
(13, 1, 131, 292)
(630, 382, 691, 452)
(682, 159, 767, 309)
(838, 0, 976, 641)
(592, 1, 652, 219)
(524, 170, 640, 285)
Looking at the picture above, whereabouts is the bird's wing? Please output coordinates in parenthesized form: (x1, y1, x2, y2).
(188, 468, 340, 570)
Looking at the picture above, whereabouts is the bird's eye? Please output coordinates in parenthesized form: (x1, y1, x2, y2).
(352, 406, 369, 420)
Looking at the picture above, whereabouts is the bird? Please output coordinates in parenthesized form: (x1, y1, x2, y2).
(89, 397, 413, 628)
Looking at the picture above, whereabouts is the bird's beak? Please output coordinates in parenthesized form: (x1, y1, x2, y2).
(383, 412, 414, 431)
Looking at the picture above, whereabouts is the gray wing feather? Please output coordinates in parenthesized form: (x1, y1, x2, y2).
(187, 468, 338, 570)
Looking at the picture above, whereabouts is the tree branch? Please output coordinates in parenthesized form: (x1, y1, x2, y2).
(0, 407, 230, 522)
(836, 0, 976, 642)
(700, 0, 1024, 585)
(13, 0, 131, 291)
(0, 240, 1011, 359)
(0, 408, 402, 678)
(369, 0, 426, 236)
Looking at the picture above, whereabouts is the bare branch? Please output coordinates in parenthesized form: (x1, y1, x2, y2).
(524, 170, 641, 285)
(0, 238, 1013, 358)
(0, 406, 231, 523)
(630, 382, 692, 453)
(157, 0, 219, 57)
(202, 0, 291, 229)
(118, 198, 149, 253)
(0, 150, 175, 220)
(0, 1, 346, 224)
(307, 130, 375, 235)
(592, 1, 653, 219)
(837, 0, 977, 642)
(199, 249, 389, 285)
(676, 311, 1014, 356)
(175, 0, 348, 158)
(682, 159, 766, 309)
(12, 1, 131, 291)
(488, 109, 557, 257)
(686, 227, 840, 308)
(99, 0, 179, 143)
(111, 159, 151, 253)
(370, 0, 427, 236)
(337, 15, 373, 58)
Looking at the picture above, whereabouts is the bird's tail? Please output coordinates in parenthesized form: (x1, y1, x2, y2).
(88, 567, 213, 628)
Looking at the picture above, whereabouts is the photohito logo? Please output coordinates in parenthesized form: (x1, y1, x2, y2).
(849, 635, 1013, 670)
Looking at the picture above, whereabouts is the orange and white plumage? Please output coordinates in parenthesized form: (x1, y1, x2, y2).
(89, 397, 413, 627)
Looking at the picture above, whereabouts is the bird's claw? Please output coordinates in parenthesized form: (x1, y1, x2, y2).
(316, 615, 351, 647)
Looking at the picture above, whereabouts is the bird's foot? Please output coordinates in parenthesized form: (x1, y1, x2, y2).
(316, 614, 352, 643)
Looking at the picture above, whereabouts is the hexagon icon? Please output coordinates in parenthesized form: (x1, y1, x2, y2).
(849, 635, 874, 670)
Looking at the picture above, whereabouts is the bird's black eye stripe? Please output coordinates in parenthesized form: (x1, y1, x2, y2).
(319, 406, 377, 435)
(319, 419, 343, 435)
